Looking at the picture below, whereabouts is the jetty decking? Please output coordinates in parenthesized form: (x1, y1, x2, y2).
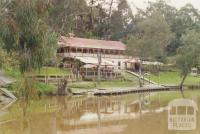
(94, 85, 178, 96)
(0, 88, 17, 100)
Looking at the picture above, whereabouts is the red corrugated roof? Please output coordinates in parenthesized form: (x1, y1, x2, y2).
(58, 36, 126, 50)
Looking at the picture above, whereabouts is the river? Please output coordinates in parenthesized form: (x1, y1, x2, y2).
(0, 91, 200, 134)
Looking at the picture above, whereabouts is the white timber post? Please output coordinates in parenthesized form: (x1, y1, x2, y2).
(97, 49, 101, 83)
(139, 59, 143, 87)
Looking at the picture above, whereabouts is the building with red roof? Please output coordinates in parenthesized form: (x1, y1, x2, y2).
(57, 36, 138, 79)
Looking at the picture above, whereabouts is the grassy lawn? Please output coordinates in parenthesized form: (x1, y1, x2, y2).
(3, 66, 22, 80)
(97, 81, 138, 88)
(68, 81, 138, 92)
(4, 66, 71, 78)
(36, 82, 57, 94)
(69, 72, 140, 92)
(68, 81, 96, 89)
(35, 67, 71, 76)
(149, 71, 200, 85)
(68, 81, 139, 93)
(3, 67, 69, 94)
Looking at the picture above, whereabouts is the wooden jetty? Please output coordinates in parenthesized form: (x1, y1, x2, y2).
(94, 85, 178, 96)
(0, 88, 17, 100)
(0, 70, 17, 100)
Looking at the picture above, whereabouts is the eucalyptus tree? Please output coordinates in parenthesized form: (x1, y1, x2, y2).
(144, 0, 180, 56)
(48, 0, 89, 36)
(167, 3, 200, 56)
(0, 0, 57, 99)
(145, 0, 177, 25)
(172, 5, 200, 95)
(127, 12, 174, 87)
(110, 0, 134, 41)
(178, 3, 200, 29)
(1, 0, 57, 73)
(127, 12, 174, 61)
(176, 29, 200, 94)
(135, 1, 200, 56)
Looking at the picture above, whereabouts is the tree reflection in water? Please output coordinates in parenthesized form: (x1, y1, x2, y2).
(0, 93, 199, 134)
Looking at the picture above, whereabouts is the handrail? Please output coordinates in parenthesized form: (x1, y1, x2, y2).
(59, 52, 133, 59)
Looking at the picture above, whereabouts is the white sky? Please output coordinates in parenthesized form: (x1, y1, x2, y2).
(127, 0, 200, 14)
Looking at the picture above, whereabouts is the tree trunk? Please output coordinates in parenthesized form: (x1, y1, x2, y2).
(97, 50, 101, 84)
(89, 0, 95, 30)
(58, 78, 68, 95)
(180, 73, 187, 98)
(138, 61, 143, 87)
(108, 0, 114, 18)
(104, 0, 114, 39)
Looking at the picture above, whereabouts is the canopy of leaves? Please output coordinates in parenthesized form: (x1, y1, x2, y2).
(110, 0, 134, 41)
(176, 29, 200, 76)
(0, 0, 57, 73)
(127, 12, 174, 61)
(1, 0, 200, 69)
(133, 1, 200, 56)
(48, 0, 134, 40)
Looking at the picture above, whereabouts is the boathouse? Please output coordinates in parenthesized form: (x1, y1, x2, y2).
(57, 35, 138, 79)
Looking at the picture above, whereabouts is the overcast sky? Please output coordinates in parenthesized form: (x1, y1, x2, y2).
(127, 0, 200, 14)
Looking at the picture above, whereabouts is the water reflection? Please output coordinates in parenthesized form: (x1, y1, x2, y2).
(0, 92, 199, 134)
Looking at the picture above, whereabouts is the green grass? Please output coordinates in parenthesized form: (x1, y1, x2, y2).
(3, 66, 21, 79)
(4, 66, 71, 79)
(36, 82, 57, 94)
(68, 72, 140, 92)
(69, 81, 139, 92)
(3, 67, 61, 94)
(149, 71, 200, 85)
(35, 67, 71, 76)
(121, 71, 139, 81)
(68, 81, 96, 89)
(97, 81, 137, 88)
(7, 81, 57, 95)
(3, 66, 70, 94)
(4, 67, 141, 94)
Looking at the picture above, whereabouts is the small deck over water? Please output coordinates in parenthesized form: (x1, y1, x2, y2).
(94, 85, 178, 96)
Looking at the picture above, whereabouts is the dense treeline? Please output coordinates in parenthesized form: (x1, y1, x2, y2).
(1, 0, 199, 60)
(47, 0, 134, 41)
(47, 0, 200, 60)
(0, 0, 135, 71)
(0, 0, 200, 91)
(126, 1, 200, 60)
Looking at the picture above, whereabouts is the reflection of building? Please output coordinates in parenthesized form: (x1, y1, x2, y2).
(56, 96, 143, 133)
(57, 36, 139, 79)
(4, 95, 192, 134)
